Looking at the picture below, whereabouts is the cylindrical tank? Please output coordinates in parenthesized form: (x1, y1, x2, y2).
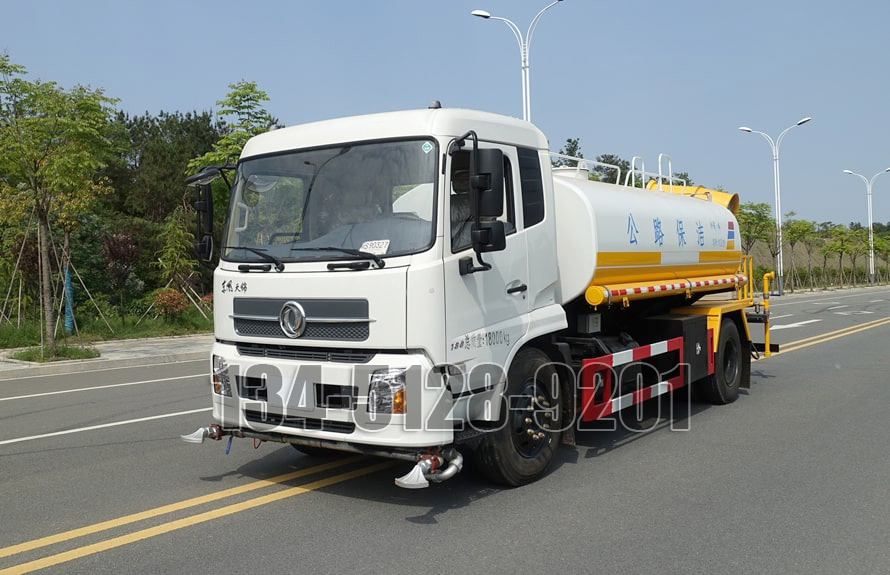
(552, 171, 742, 305)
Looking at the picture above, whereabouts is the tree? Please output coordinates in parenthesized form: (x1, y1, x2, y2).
(555, 137, 583, 167)
(103, 228, 142, 323)
(783, 212, 815, 291)
(0, 55, 117, 351)
(873, 235, 890, 282)
(106, 111, 222, 221)
(672, 172, 695, 186)
(156, 205, 198, 290)
(847, 228, 868, 285)
(187, 80, 279, 263)
(737, 202, 772, 256)
(822, 225, 851, 286)
(593, 154, 631, 185)
(188, 80, 278, 172)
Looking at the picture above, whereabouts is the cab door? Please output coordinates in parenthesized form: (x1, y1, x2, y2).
(443, 144, 529, 407)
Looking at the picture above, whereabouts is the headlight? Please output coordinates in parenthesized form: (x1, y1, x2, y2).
(368, 368, 406, 414)
(212, 355, 232, 396)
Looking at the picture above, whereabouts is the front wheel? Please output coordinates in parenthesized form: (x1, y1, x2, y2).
(696, 318, 742, 404)
(474, 348, 563, 487)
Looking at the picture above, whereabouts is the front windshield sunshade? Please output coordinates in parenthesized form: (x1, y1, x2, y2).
(223, 139, 438, 264)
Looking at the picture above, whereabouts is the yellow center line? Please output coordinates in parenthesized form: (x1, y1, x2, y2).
(0, 455, 364, 559)
(0, 461, 397, 575)
(779, 317, 890, 355)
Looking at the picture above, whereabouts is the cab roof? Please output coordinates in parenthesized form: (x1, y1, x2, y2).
(240, 107, 549, 159)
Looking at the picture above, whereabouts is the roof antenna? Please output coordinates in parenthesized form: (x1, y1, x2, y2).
(428, 100, 442, 109)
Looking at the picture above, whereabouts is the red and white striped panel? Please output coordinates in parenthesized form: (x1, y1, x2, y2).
(688, 275, 746, 289)
(609, 275, 747, 299)
(579, 336, 685, 422)
(588, 338, 679, 368)
(610, 283, 688, 298)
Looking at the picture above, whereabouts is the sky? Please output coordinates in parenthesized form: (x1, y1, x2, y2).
(4, 0, 890, 226)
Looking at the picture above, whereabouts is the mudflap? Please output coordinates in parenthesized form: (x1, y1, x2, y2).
(741, 337, 751, 389)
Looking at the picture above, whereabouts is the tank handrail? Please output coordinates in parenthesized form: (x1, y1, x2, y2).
(630, 168, 689, 191)
(550, 152, 693, 192)
(625, 156, 645, 187)
(656, 153, 687, 191)
(657, 154, 671, 192)
(548, 152, 622, 184)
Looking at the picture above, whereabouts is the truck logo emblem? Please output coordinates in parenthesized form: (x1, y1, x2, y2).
(279, 301, 307, 338)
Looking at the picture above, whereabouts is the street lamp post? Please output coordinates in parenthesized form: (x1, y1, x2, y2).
(842, 167, 890, 285)
(739, 117, 812, 295)
(471, 0, 563, 122)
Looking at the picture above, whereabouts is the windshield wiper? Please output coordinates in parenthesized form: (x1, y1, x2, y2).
(225, 246, 285, 272)
(301, 146, 351, 226)
(289, 246, 385, 268)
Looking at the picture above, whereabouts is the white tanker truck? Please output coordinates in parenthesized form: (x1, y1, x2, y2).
(182, 105, 770, 488)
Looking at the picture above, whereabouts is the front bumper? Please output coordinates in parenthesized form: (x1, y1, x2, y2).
(209, 341, 453, 448)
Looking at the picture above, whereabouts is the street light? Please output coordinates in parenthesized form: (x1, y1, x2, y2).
(842, 167, 890, 285)
(471, 0, 563, 122)
(738, 117, 812, 294)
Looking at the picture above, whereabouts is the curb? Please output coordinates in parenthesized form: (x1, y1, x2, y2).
(0, 350, 209, 380)
(0, 334, 213, 380)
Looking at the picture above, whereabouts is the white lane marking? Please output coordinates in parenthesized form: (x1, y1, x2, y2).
(835, 310, 874, 316)
(769, 319, 823, 331)
(0, 408, 212, 445)
(827, 305, 848, 310)
(768, 289, 890, 308)
(0, 375, 206, 402)
(770, 314, 793, 320)
(869, 299, 885, 303)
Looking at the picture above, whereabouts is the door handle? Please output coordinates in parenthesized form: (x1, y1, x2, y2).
(506, 283, 528, 295)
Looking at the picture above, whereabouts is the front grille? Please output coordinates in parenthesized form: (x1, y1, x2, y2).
(236, 343, 374, 363)
(232, 297, 371, 342)
(244, 409, 355, 434)
(234, 319, 283, 338)
(234, 319, 369, 341)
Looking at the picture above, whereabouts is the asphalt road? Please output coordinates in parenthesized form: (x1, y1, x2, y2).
(2, 287, 889, 574)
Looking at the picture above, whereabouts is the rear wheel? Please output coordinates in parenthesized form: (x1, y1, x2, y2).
(697, 318, 742, 404)
(474, 348, 563, 486)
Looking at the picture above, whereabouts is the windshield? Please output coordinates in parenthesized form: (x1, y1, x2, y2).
(222, 139, 438, 264)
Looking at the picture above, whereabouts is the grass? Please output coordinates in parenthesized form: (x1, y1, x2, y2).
(11, 345, 101, 362)
(0, 309, 213, 351)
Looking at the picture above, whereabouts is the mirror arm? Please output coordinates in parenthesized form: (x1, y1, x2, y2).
(459, 253, 492, 275)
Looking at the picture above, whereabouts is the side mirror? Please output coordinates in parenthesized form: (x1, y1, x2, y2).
(185, 166, 220, 187)
(194, 183, 213, 235)
(471, 148, 504, 218)
(194, 235, 213, 262)
(193, 183, 213, 261)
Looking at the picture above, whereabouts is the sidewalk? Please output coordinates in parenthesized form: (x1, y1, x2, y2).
(0, 334, 213, 380)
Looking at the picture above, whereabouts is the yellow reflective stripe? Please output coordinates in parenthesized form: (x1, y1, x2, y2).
(596, 251, 661, 267)
(592, 264, 738, 284)
(698, 250, 741, 262)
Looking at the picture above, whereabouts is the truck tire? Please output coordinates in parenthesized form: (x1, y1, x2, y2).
(474, 348, 563, 486)
(697, 318, 742, 404)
